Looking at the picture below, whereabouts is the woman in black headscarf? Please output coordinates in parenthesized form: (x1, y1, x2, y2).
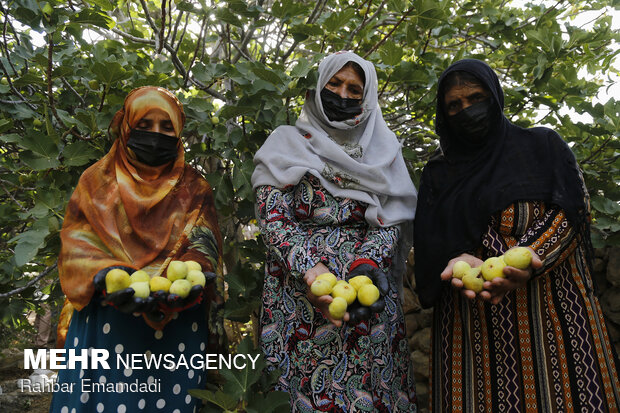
(414, 59, 619, 412)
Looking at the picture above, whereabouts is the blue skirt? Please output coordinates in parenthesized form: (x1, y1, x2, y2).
(49, 297, 208, 413)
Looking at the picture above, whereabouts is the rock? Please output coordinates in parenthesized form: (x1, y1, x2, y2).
(408, 248, 415, 268)
(411, 350, 430, 380)
(594, 258, 606, 273)
(606, 319, 620, 343)
(600, 287, 620, 325)
(0, 349, 22, 371)
(411, 327, 432, 354)
(413, 309, 434, 330)
(407, 248, 416, 290)
(595, 247, 609, 259)
(592, 269, 609, 294)
(409, 272, 416, 292)
(402, 288, 421, 314)
(607, 247, 620, 286)
(414, 380, 429, 413)
(405, 314, 419, 337)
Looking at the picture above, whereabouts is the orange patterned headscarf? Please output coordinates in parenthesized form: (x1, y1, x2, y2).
(57, 87, 222, 344)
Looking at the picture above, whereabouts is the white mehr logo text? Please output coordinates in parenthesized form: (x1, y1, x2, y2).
(24, 349, 111, 370)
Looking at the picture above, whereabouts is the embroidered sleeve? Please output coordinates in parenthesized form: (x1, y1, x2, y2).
(352, 225, 400, 270)
(255, 185, 323, 278)
(481, 201, 577, 276)
(516, 203, 577, 276)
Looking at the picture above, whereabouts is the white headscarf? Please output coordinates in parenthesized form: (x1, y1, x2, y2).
(252, 51, 417, 228)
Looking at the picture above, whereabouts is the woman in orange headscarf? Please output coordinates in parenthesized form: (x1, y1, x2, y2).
(50, 86, 223, 413)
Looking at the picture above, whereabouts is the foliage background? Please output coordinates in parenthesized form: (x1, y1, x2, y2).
(0, 0, 618, 410)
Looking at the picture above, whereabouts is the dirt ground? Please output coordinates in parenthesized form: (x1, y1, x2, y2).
(0, 363, 53, 413)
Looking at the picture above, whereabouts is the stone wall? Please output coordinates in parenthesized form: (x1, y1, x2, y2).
(404, 246, 620, 413)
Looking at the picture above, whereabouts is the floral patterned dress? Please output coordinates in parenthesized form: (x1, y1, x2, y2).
(256, 173, 417, 413)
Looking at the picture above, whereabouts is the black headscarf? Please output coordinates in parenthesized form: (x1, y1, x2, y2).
(413, 59, 591, 308)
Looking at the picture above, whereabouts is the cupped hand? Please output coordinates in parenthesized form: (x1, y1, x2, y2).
(346, 263, 389, 323)
(303, 263, 349, 327)
(479, 248, 542, 305)
(441, 253, 484, 301)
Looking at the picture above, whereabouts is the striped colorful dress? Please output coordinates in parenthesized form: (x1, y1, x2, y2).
(256, 173, 417, 413)
(431, 200, 620, 412)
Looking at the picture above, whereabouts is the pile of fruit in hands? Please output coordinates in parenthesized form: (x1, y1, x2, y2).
(105, 260, 208, 298)
(310, 272, 381, 319)
(452, 246, 533, 293)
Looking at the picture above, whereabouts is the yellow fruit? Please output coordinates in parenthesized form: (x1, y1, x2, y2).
(186, 270, 206, 287)
(481, 256, 507, 281)
(316, 272, 338, 288)
(149, 276, 171, 293)
(503, 247, 532, 270)
(331, 282, 356, 305)
(105, 269, 131, 293)
(185, 260, 202, 272)
(167, 261, 188, 282)
(348, 275, 373, 291)
(41, 3, 53, 15)
(357, 284, 380, 306)
(129, 281, 150, 298)
(88, 79, 99, 89)
(211, 116, 220, 125)
(129, 270, 150, 284)
(328, 296, 347, 319)
(467, 267, 481, 278)
(452, 261, 471, 280)
(310, 279, 332, 296)
(334, 280, 349, 287)
(33, 118, 43, 127)
(462, 274, 484, 293)
(169, 279, 192, 298)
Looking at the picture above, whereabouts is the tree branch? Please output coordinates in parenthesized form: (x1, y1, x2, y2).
(0, 263, 58, 300)
(364, 7, 414, 58)
(348, 0, 388, 51)
(109, 26, 225, 99)
(139, 0, 159, 34)
(0, 182, 28, 213)
(1, 14, 19, 76)
(169, 8, 184, 46)
(60, 77, 86, 107)
(280, 0, 328, 62)
(0, 59, 37, 110)
(47, 33, 67, 129)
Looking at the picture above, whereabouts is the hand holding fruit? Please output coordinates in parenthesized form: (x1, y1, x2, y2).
(305, 262, 388, 326)
(304, 263, 349, 327)
(160, 260, 214, 310)
(93, 266, 156, 314)
(441, 254, 484, 301)
(444, 247, 541, 304)
(345, 263, 389, 323)
(479, 247, 542, 305)
(95, 260, 215, 315)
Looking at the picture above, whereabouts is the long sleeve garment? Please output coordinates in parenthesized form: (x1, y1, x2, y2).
(432, 200, 620, 412)
(256, 173, 417, 413)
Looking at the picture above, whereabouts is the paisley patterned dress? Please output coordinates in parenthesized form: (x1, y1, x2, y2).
(256, 173, 417, 412)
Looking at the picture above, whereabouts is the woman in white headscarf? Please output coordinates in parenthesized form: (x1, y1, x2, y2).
(252, 51, 418, 412)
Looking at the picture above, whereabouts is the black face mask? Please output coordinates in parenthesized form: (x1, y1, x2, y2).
(127, 129, 178, 166)
(320, 87, 363, 122)
(448, 99, 493, 145)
